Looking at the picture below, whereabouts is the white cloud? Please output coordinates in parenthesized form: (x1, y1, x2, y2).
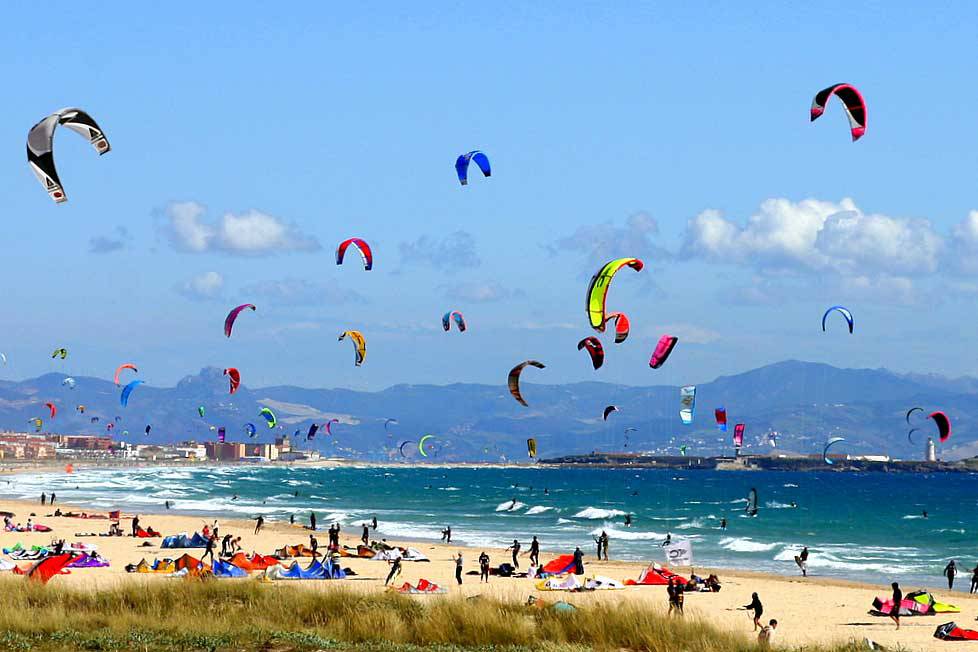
(550, 212, 670, 266)
(400, 231, 480, 269)
(951, 210, 978, 274)
(442, 281, 521, 303)
(176, 271, 224, 301)
(682, 198, 942, 276)
(242, 278, 363, 306)
(161, 201, 319, 255)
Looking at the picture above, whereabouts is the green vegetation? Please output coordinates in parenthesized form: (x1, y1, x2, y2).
(0, 579, 870, 651)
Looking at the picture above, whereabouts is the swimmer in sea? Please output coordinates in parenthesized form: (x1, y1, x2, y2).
(923, 510, 928, 518)
(789, 501, 797, 508)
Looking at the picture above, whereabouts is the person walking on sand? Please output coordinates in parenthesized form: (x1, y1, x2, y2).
(310, 533, 319, 558)
(385, 556, 402, 586)
(529, 536, 540, 567)
(758, 619, 778, 647)
(479, 551, 490, 583)
(889, 582, 902, 629)
(131, 515, 140, 537)
(254, 515, 264, 535)
(743, 592, 764, 631)
(971, 563, 978, 594)
(41, 492, 46, 506)
(573, 546, 584, 575)
(945, 559, 958, 590)
(507, 539, 521, 569)
(455, 551, 464, 586)
(202, 533, 217, 566)
(361, 524, 370, 547)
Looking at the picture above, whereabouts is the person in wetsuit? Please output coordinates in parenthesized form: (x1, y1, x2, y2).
(385, 557, 402, 586)
(889, 582, 902, 629)
(507, 539, 521, 569)
(945, 559, 958, 590)
(743, 592, 763, 631)
(573, 546, 584, 575)
(720, 517, 727, 530)
(797, 546, 809, 577)
(479, 551, 490, 583)
(529, 536, 540, 567)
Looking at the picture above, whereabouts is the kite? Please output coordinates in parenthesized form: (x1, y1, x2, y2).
(224, 368, 241, 395)
(62, 377, 75, 389)
(823, 436, 847, 464)
(455, 150, 491, 185)
(0, 353, 6, 365)
(244, 423, 257, 438)
(120, 380, 144, 408)
(648, 335, 678, 369)
(810, 83, 867, 141)
(715, 407, 727, 432)
(76, 405, 85, 413)
(602, 405, 618, 421)
(527, 438, 537, 458)
(29, 417, 42, 432)
(746, 488, 758, 516)
(679, 385, 696, 425)
(336, 238, 373, 271)
(679, 444, 688, 456)
(90, 416, 99, 423)
(44, 402, 57, 419)
(418, 434, 435, 458)
(259, 407, 277, 429)
(768, 431, 779, 447)
(929, 411, 951, 443)
(217, 427, 226, 443)
(906, 407, 923, 424)
(224, 304, 256, 338)
(586, 258, 644, 331)
(198, 406, 205, 418)
(733, 423, 745, 450)
(306, 423, 319, 441)
(27, 108, 110, 203)
(442, 311, 467, 332)
(908, 428, 920, 445)
(399, 440, 415, 458)
(604, 313, 631, 344)
(384, 418, 398, 433)
(113, 363, 137, 386)
(508, 360, 545, 407)
(144, 425, 152, 436)
(821, 306, 854, 333)
(577, 337, 604, 370)
(51, 348, 67, 360)
(325, 418, 339, 436)
(338, 330, 366, 366)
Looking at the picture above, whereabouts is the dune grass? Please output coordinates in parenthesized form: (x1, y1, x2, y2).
(0, 578, 870, 652)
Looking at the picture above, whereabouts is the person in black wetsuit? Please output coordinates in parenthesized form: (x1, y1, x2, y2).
(593, 533, 604, 560)
(720, 517, 727, 531)
(371, 516, 377, 530)
(529, 536, 540, 567)
(573, 546, 584, 575)
(202, 534, 217, 565)
(889, 582, 902, 629)
(455, 552, 463, 585)
(971, 564, 978, 594)
(361, 524, 370, 546)
(797, 546, 809, 577)
(309, 512, 316, 531)
(743, 592, 763, 631)
(507, 539, 521, 569)
(944, 559, 957, 590)
(479, 551, 490, 583)
(385, 557, 402, 586)
(624, 513, 632, 527)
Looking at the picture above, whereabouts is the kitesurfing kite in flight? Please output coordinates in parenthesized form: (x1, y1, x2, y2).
(679, 386, 696, 425)
(338, 330, 366, 366)
(508, 360, 545, 407)
(577, 337, 604, 370)
(336, 238, 373, 271)
(810, 83, 867, 141)
(113, 363, 137, 386)
(649, 335, 678, 369)
(822, 306, 854, 333)
(27, 108, 110, 203)
(442, 311, 466, 332)
(455, 151, 491, 185)
(224, 304, 256, 338)
(586, 258, 644, 332)
(224, 368, 241, 395)
(823, 436, 847, 464)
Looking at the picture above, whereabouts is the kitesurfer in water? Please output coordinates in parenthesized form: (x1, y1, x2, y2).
(743, 592, 764, 631)
(889, 582, 902, 629)
(720, 517, 727, 530)
(661, 533, 672, 547)
(508, 498, 518, 511)
(923, 510, 928, 518)
(624, 513, 632, 527)
(944, 559, 957, 590)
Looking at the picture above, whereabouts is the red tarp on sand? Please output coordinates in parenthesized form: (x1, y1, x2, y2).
(624, 564, 680, 586)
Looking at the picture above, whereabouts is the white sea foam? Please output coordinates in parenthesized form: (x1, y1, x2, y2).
(556, 518, 574, 525)
(764, 501, 795, 509)
(590, 526, 664, 541)
(676, 518, 709, 530)
(439, 487, 461, 491)
(720, 537, 780, 552)
(573, 507, 627, 519)
(902, 515, 925, 520)
(783, 483, 798, 488)
(525, 505, 553, 515)
(495, 501, 525, 512)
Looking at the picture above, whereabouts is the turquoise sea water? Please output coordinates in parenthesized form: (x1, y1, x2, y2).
(7, 465, 976, 586)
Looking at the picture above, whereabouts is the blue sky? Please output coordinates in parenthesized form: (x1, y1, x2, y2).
(2, 2, 977, 390)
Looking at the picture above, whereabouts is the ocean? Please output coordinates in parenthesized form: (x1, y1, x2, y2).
(6, 465, 975, 586)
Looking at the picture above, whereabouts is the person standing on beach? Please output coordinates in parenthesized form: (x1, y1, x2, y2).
(289, 514, 295, 525)
(529, 536, 540, 567)
(41, 493, 46, 506)
(455, 551, 463, 585)
(742, 592, 763, 631)
(255, 515, 264, 535)
(479, 551, 490, 583)
(212, 519, 220, 539)
(361, 524, 370, 547)
(50, 493, 55, 506)
(202, 533, 217, 566)
(131, 515, 140, 537)
(797, 546, 809, 577)
(220, 533, 232, 557)
(310, 534, 319, 558)
(371, 516, 377, 530)
(944, 559, 957, 590)
(889, 582, 902, 629)
(971, 564, 978, 594)
(385, 556, 402, 586)
(593, 534, 603, 560)
(507, 539, 521, 569)
(310, 512, 316, 531)
(573, 546, 584, 575)
(602, 532, 609, 560)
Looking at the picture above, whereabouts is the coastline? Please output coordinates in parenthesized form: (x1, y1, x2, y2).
(0, 494, 970, 651)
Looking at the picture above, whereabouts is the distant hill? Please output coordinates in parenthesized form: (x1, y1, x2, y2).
(3, 360, 976, 461)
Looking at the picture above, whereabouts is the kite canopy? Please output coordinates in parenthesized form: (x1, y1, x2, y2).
(338, 330, 366, 366)
(586, 259, 644, 331)
(823, 436, 846, 464)
(224, 304, 256, 338)
(810, 83, 867, 141)
(733, 423, 745, 449)
(113, 363, 137, 386)
(243, 423, 256, 438)
(44, 402, 57, 419)
(198, 406, 205, 418)
(62, 377, 76, 389)
(224, 368, 241, 395)
(577, 337, 604, 370)
(929, 411, 951, 443)
(821, 305, 854, 333)
(508, 360, 545, 407)
(120, 380, 144, 408)
(605, 313, 631, 344)
(336, 238, 373, 271)
(51, 348, 68, 360)
(715, 407, 727, 432)
(418, 434, 435, 458)
(384, 418, 398, 433)
(679, 385, 696, 425)
(442, 311, 466, 332)
(649, 335, 678, 369)
(455, 150, 491, 185)
(398, 440, 416, 458)
(306, 423, 319, 441)
(324, 418, 339, 436)
(260, 407, 277, 429)
(27, 108, 110, 203)
(908, 427, 920, 445)
(906, 407, 923, 424)
(602, 405, 619, 421)
(527, 438, 537, 458)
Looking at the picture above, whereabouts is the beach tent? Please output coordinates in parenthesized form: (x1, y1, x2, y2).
(585, 576, 625, 590)
(541, 555, 576, 574)
(935, 622, 978, 641)
(871, 597, 931, 616)
(536, 574, 583, 591)
(66, 553, 109, 568)
(624, 563, 680, 586)
(397, 579, 446, 594)
(908, 590, 960, 613)
(211, 560, 248, 578)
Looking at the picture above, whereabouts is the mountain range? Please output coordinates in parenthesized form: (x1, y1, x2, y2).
(2, 360, 975, 461)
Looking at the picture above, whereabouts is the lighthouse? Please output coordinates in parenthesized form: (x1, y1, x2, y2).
(926, 437, 936, 462)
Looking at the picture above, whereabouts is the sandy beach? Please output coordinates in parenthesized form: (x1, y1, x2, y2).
(0, 495, 969, 651)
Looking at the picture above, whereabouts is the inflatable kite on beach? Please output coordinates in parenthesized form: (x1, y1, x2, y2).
(384, 418, 398, 433)
(585, 259, 644, 331)
(224, 304, 256, 338)
(338, 330, 366, 366)
(224, 368, 241, 395)
(442, 311, 466, 332)
(508, 360, 545, 407)
(113, 363, 137, 386)
(821, 306, 854, 333)
(336, 238, 373, 271)
(577, 337, 604, 370)
(27, 108, 110, 203)
(810, 83, 867, 141)
(455, 151, 491, 185)
(120, 380, 144, 407)
(929, 411, 951, 443)
(649, 335, 678, 369)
